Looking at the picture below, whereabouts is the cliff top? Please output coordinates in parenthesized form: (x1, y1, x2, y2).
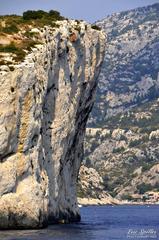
(0, 10, 102, 73)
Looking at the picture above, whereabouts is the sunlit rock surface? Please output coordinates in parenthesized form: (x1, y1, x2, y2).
(0, 20, 105, 229)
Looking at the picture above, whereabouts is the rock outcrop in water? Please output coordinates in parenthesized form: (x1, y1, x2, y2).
(0, 20, 105, 229)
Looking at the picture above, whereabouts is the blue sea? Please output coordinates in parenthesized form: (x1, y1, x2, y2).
(0, 205, 159, 240)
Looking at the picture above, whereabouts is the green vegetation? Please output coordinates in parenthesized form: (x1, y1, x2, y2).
(0, 10, 64, 36)
(85, 98, 159, 199)
(142, 162, 154, 172)
(24, 30, 38, 38)
(0, 41, 26, 62)
(121, 194, 134, 201)
(85, 157, 92, 167)
(0, 16, 22, 35)
(23, 10, 64, 21)
(77, 188, 85, 198)
(112, 147, 125, 153)
(83, 4, 159, 201)
(0, 40, 41, 63)
(0, 10, 65, 64)
(23, 10, 47, 20)
(91, 25, 101, 31)
(120, 135, 127, 141)
(75, 26, 81, 33)
(103, 174, 124, 197)
(0, 42, 18, 53)
(2, 24, 19, 34)
(129, 139, 141, 148)
(22, 10, 63, 28)
(137, 183, 153, 194)
(96, 98, 159, 133)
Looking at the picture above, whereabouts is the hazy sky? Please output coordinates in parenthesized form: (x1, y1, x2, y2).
(0, 0, 158, 23)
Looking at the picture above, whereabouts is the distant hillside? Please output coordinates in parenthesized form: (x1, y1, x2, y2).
(79, 3, 159, 203)
(84, 98, 159, 201)
(89, 3, 159, 125)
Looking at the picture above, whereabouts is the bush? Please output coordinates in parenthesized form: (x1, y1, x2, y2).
(129, 139, 141, 148)
(77, 189, 85, 198)
(91, 25, 101, 31)
(25, 40, 40, 51)
(113, 146, 125, 153)
(0, 42, 18, 53)
(2, 24, 19, 34)
(48, 10, 63, 20)
(13, 49, 26, 62)
(0, 40, 40, 62)
(120, 135, 127, 141)
(142, 163, 153, 172)
(85, 157, 92, 167)
(121, 194, 134, 201)
(23, 10, 47, 20)
(75, 26, 81, 33)
(137, 183, 153, 194)
(24, 31, 38, 38)
(23, 9, 64, 21)
(154, 182, 159, 191)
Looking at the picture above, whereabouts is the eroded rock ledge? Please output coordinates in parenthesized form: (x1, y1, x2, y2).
(0, 20, 105, 229)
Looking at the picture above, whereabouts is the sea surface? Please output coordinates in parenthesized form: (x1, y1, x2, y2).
(0, 205, 159, 240)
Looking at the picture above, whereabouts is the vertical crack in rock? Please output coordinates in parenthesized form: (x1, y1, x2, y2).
(0, 20, 105, 229)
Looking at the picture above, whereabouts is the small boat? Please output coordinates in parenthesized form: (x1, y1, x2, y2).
(78, 204, 82, 208)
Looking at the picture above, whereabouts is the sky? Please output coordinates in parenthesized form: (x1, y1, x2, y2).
(0, 0, 159, 23)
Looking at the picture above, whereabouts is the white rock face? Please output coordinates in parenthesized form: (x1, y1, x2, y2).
(0, 21, 105, 229)
(149, 130, 159, 140)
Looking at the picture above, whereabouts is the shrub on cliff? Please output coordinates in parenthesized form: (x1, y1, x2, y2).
(0, 40, 40, 63)
(137, 183, 153, 194)
(48, 10, 63, 20)
(121, 194, 134, 201)
(91, 25, 101, 31)
(112, 146, 125, 153)
(2, 24, 19, 34)
(23, 10, 48, 20)
(0, 42, 18, 53)
(23, 10, 64, 21)
(129, 139, 141, 148)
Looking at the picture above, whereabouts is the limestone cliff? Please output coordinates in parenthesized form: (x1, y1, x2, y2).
(0, 20, 105, 229)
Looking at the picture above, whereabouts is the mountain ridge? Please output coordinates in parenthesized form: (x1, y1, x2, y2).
(88, 2, 159, 126)
(80, 3, 159, 203)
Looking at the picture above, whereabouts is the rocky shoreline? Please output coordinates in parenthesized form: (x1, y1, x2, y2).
(78, 198, 159, 206)
(78, 197, 119, 206)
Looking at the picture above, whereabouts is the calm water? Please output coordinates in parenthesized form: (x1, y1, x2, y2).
(0, 205, 159, 240)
